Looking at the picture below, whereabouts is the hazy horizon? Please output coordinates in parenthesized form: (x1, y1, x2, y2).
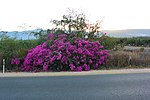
(1, 29, 150, 40)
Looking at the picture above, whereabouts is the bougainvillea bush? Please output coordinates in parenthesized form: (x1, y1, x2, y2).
(11, 33, 109, 72)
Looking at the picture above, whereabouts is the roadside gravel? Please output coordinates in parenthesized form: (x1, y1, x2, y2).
(1, 68, 150, 77)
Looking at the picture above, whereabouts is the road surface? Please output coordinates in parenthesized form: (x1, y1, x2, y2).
(0, 73, 150, 100)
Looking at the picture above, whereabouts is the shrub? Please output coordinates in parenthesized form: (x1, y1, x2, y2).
(104, 50, 150, 69)
(140, 47, 144, 52)
(12, 33, 109, 72)
(100, 36, 118, 50)
(0, 37, 39, 71)
(104, 51, 130, 69)
(129, 51, 150, 67)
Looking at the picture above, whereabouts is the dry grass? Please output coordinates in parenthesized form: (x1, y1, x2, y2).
(104, 50, 150, 69)
(129, 51, 150, 66)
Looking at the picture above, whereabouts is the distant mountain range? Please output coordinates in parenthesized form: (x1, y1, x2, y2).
(104, 29, 150, 38)
(0, 29, 150, 40)
(0, 30, 36, 40)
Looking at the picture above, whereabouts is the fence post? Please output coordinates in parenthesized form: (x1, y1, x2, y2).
(3, 59, 5, 73)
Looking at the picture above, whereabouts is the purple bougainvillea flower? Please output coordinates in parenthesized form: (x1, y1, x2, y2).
(38, 59, 43, 65)
(85, 66, 90, 71)
(69, 64, 76, 70)
(89, 59, 93, 64)
(77, 48, 83, 54)
(98, 61, 103, 65)
(99, 46, 104, 49)
(16, 59, 20, 65)
(58, 34, 67, 38)
(57, 54, 62, 60)
(11, 59, 15, 64)
(46, 33, 54, 40)
(11, 33, 109, 72)
(83, 64, 90, 71)
(76, 66, 82, 71)
(100, 56, 105, 61)
(43, 64, 48, 71)
(11, 58, 20, 65)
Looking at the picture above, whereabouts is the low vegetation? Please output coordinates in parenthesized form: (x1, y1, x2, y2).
(104, 50, 150, 69)
(11, 33, 108, 72)
(0, 9, 150, 72)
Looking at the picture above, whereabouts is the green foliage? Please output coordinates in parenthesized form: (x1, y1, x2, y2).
(140, 47, 144, 52)
(113, 37, 150, 47)
(54, 29, 66, 34)
(100, 36, 118, 50)
(100, 36, 150, 50)
(0, 34, 39, 71)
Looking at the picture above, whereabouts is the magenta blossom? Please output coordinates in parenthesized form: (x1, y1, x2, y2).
(11, 33, 109, 72)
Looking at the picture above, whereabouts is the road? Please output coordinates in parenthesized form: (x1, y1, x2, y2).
(0, 73, 150, 100)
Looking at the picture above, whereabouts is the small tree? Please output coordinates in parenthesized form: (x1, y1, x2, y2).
(51, 9, 87, 33)
(30, 28, 48, 44)
(51, 8, 103, 40)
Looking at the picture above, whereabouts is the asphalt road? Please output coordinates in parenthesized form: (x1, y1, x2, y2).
(0, 73, 150, 100)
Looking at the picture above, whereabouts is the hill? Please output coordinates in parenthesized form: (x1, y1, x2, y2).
(104, 29, 150, 38)
(1, 29, 150, 40)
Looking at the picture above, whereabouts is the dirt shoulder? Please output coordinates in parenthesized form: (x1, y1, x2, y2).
(1, 68, 150, 77)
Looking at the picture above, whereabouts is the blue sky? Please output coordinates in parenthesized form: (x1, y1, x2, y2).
(0, 0, 150, 31)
